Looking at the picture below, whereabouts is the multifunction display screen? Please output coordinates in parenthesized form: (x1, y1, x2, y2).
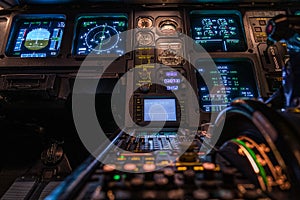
(6, 15, 65, 58)
(144, 99, 177, 122)
(197, 60, 258, 112)
(190, 13, 247, 52)
(74, 15, 128, 56)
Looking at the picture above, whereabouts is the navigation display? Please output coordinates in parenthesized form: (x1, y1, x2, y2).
(190, 12, 247, 52)
(6, 14, 65, 58)
(74, 15, 128, 56)
(197, 60, 258, 112)
(144, 99, 177, 121)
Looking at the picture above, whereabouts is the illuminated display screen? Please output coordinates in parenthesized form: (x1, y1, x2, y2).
(6, 15, 65, 58)
(190, 13, 247, 52)
(197, 60, 258, 112)
(74, 15, 128, 56)
(144, 99, 177, 121)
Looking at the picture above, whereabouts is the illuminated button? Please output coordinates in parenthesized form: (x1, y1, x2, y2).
(131, 157, 141, 161)
(259, 20, 266, 25)
(103, 164, 116, 172)
(143, 163, 156, 171)
(202, 162, 215, 170)
(117, 156, 126, 161)
(113, 174, 121, 181)
(124, 163, 137, 171)
(214, 165, 221, 171)
(160, 160, 170, 165)
(254, 27, 262, 32)
(145, 157, 155, 161)
(177, 166, 187, 171)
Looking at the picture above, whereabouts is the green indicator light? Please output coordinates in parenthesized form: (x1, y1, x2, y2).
(120, 155, 125, 159)
(232, 138, 268, 186)
(43, 22, 48, 24)
(24, 22, 29, 25)
(159, 152, 167, 155)
(113, 174, 121, 180)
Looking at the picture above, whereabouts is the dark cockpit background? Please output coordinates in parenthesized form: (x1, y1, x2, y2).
(0, 0, 300, 199)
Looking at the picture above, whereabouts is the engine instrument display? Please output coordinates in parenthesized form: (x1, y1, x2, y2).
(197, 60, 258, 112)
(190, 12, 247, 52)
(6, 14, 65, 58)
(74, 14, 127, 56)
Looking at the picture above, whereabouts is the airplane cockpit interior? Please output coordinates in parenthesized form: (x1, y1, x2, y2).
(1, 0, 300, 199)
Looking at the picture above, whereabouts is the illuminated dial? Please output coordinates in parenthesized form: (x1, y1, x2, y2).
(136, 32, 154, 46)
(137, 17, 153, 29)
(84, 24, 119, 53)
(158, 19, 178, 34)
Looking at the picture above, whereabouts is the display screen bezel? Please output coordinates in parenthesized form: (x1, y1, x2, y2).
(144, 98, 177, 122)
(189, 10, 247, 52)
(5, 14, 66, 58)
(196, 58, 259, 113)
(72, 13, 128, 56)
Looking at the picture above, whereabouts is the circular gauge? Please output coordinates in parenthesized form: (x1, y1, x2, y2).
(137, 17, 153, 29)
(84, 24, 119, 53)
(136, 32, 154, 46)
(158, 19, 179, 34)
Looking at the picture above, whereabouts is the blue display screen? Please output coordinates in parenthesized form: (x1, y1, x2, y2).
(74, 15, 128, 56)
(190, 14, 247, 52)
(197, 60, 258, 112)
(6, 15, 65, 58)
(144, 99, 177, 122)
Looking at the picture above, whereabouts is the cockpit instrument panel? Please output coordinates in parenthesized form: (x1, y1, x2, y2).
(73, 14, 128, 56)
(197, 59, 258, 112)
(190, 11, 247, 52)
(6, 14, 65, 58)
(144, 98, 177, 122)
